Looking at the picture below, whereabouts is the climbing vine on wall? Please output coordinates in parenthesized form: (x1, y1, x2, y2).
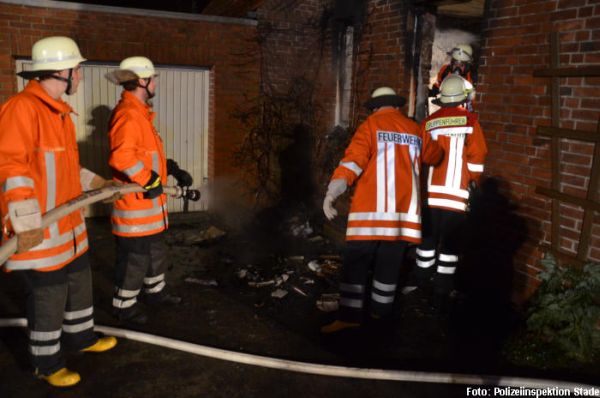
(234, 77, 323, 208)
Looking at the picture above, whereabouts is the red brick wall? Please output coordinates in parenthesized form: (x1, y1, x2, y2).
(258, 0, 334, 98)
(353, 0, 410, 123)
(251, 0, 336, 205)
(477, 0, 600, 300)
(0, 3, 260, 185)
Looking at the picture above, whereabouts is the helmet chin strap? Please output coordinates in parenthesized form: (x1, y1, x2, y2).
(49, 68, 74, 95)
(139, 77, 155, 99)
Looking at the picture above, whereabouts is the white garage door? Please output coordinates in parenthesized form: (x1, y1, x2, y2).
(16, 61, 210, 216)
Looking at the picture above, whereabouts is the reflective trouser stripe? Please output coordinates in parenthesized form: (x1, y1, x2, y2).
(30, 343, 60, 356)
(339, 298, 363, 308)
(416, 247, 436, 268)
(116, 288, 141, 298)
(373, 280, 396, 292)
(62, 319, 94, 334)
(63, 306, 93, 321)
(437, 266, 456, 274)
(416, 248, 435, 257)
(144, 274, 165, 285)
(29, 330, 61, 341)
(113, 297, 137, 309)
(417, 258, 435, 268)
(145, 281, 165, 294)
(439, 253, 458, 262)
(339, 283, 364, 293)
(371, 292, 394, 304)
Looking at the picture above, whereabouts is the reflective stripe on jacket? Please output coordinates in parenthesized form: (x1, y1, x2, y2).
(0, 80, 88, 271)
(424, 107, 487, 212)
(108, 91, 168, 237)
(332, 108, 443, 243)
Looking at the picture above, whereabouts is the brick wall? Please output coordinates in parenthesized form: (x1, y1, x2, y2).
(0, 2, 260, 186)
(243, 0, 336, 206)
(352, 0, 410, 124)
(477, 0, 600, 300)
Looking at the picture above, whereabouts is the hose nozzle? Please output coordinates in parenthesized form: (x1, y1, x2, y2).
(173, 186, 201, 201)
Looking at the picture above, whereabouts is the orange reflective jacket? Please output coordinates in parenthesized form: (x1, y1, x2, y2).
(332, 108, 443, 243)
(423, 106, 487, 213)
(0, 81, 88, 271)
(108, 91, 168, 238)
(433, 63, 474, 91)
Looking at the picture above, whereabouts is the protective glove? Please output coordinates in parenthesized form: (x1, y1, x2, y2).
(322, 179, 347, 221)
(143, 170, 163, 199)
(173, 169, 193, 187)
(17, 228, 44, 253)
(428, 86, 440, 97)
(167, 159, 193, 187)
(166, 159, 179, 175)
(323, 196, 337, 220)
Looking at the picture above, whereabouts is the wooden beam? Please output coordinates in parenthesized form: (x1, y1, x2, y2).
(536, 125, 600, 142)
(539, 244, 585, 267)
(550, 32, 560, 254)
(533, 66, 600, 77)
(535, 186, 600, 212)
(577, 119, 600, 261)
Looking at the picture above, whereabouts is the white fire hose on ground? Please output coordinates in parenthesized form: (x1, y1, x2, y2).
(0, 185, 596, 390)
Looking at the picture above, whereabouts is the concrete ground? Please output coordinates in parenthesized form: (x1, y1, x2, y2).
(0, 211, 595, 397)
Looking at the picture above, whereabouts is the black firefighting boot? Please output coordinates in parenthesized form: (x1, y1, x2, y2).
(113, 304, 148, 325)
(144, 290, 182, 306)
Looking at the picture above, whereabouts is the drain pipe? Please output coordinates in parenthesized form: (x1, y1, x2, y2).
(0, 318, 594, 390)
(0, 184, 186, 265)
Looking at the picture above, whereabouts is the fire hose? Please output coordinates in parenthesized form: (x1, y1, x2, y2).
(0, 185, 596, 389)
(0, 318, 594, 390)
(0, 183, 199, 265)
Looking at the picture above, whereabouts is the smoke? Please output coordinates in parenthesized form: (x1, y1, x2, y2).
(203, 176, 255, 233)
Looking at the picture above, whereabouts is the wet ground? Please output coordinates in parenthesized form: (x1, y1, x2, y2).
(0, 210, 597, 397)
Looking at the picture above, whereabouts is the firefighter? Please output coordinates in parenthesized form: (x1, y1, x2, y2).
(0, 36, 117, 387)
(105, 56, 193, 325)
(414, 75, 487, 313)
(430, 44, 476, 111)
(321, 87, 443, 333)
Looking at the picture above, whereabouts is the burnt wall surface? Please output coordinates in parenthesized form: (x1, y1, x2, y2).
(0, 2, 260, 184)
(477, 0, 600, 299)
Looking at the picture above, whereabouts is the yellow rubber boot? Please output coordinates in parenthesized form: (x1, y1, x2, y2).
(320, 320, 360, 334)
(81, 336, 117, 353)
(39, 368, 81, 387)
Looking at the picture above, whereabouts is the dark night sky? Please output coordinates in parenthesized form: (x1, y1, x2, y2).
(54, 0, 213, 13)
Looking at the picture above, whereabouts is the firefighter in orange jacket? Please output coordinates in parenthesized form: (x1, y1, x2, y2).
(414, 75, 487, 313)
(430, 44, 476, 111)
(0, 36, 117, 388)
(321, 87, 443, 333)
(105, 57, 192, 324)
